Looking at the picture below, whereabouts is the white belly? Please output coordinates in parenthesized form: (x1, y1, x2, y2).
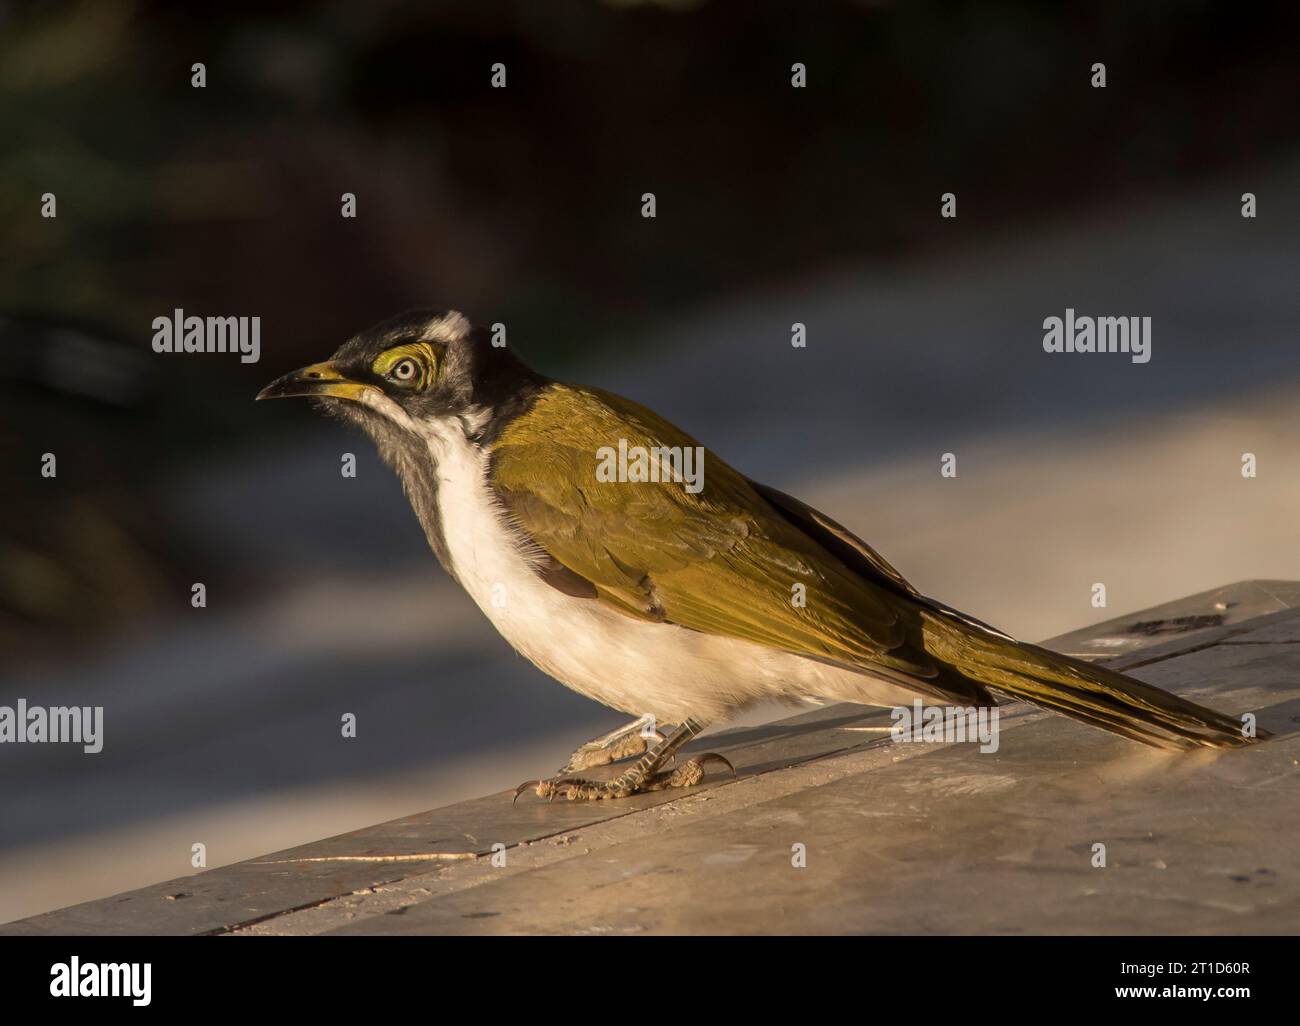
(427, 421, 918, 724)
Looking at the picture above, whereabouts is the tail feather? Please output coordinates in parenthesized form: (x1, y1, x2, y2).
(921, 612, 1262, 751)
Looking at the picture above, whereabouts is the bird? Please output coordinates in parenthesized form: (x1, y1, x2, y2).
(257, 309, 1263, 801)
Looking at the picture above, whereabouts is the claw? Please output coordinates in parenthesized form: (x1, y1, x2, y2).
(694, 752, 736, 777)
(512, 779, 542, 805)
(640, 751, 737, 791)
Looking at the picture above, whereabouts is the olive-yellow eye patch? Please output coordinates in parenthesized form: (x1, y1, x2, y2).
(372, 342, 438, 390)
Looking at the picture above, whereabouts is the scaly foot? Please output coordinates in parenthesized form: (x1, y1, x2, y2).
(558, 716, 669, 774)
(515, 717, 732, 803)
(515, 753, 734, 802)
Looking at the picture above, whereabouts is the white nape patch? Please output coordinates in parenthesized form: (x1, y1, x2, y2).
(420, 311, 470, 345)
(403, 410, 924, 725)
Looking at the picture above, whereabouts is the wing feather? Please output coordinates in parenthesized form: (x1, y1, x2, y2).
(491, 385, 945, 682)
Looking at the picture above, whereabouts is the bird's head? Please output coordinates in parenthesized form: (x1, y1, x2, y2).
(256, 309, 543, 443)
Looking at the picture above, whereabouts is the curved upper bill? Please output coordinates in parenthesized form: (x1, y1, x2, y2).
(256, 361, 377, 401)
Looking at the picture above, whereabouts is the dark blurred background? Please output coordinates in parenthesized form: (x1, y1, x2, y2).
(3, 0, 1299, 922)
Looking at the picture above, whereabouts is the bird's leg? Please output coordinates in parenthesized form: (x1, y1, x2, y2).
(515, 718, 734, 802)
(557, 715, 670, 774)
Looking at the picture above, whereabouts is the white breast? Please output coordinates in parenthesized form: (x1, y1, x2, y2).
(420, 415, 918, 725)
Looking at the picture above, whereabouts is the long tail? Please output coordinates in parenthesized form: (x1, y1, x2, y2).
(922, 611, 1262, 750)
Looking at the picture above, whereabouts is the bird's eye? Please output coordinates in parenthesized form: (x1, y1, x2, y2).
(389, 357, 420, 385)
(373, 343, 436, 390)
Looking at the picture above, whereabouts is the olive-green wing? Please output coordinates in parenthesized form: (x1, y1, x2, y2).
(490, 384, 949, 686)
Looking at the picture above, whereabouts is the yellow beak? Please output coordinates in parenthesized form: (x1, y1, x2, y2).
(256, 361, 378, 402)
